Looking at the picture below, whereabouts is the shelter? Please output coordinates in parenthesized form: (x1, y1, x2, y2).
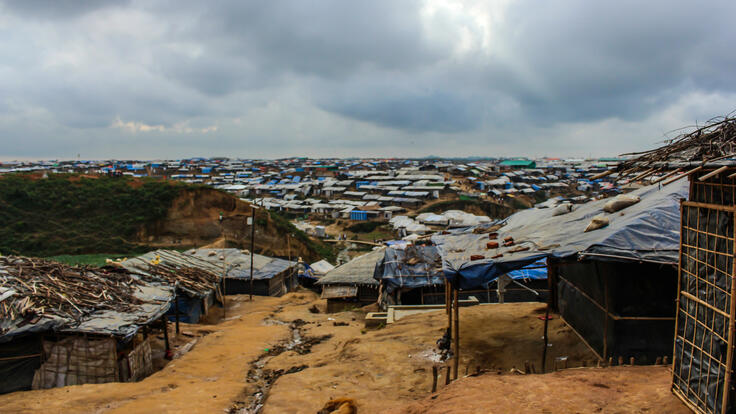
(0, 256, 173, 394)
(186, 248, 297, 296)
(316, 248, 384, 312)
(121, 249, 222, 324)
(614, 115, 736, 414)
(433, 181, 686, 362)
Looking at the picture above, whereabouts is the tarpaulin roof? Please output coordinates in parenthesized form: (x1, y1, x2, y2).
(372, 245, 444, 293)
(432, 181, 687, 289)
(186, 248, 296, 280)
(316, 248, 384, 286)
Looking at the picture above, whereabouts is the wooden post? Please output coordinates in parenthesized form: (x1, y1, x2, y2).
(542, 301, 550, 373)
(250, 205, 256, 301)
(453, 286, 460, 380)
(722, 209, 736, 414)
(601, 262, 609, 361)
(174, 295, 180, 335)
(161, 315, 170, 355)
(671, 201, 683, 390)
(446, 279, 452, 335)
(542, 260, 554, 373)
(431, 366, 438, 393)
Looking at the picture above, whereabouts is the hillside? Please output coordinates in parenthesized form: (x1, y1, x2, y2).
(0, 174, 333, 262)
(416, 198, 515, 218)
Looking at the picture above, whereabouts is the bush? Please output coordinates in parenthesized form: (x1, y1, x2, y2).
(346, 221, 383, 233)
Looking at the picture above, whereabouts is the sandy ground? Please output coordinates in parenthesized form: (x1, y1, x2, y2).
(389, 366, 690, 414)
(0, 291, 689, 413)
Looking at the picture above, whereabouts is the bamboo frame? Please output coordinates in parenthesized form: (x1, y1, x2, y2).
(672, 200, 735, 414)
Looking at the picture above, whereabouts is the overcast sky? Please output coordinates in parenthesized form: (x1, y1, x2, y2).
(1, 0, 735, 160)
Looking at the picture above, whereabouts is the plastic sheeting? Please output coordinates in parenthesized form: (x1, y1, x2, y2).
(432, 181, 687, 289)
(373, 245, 444, 293)
(32, 336, 118, 389)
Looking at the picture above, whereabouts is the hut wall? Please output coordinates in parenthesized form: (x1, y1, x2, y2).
(557, 260, 676, 364)
(32, 336, 118, 389)
(0, 335, 43, 394)
(223, 278, 275, 296)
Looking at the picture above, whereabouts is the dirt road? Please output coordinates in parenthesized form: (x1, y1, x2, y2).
(389, 365, 690, 414)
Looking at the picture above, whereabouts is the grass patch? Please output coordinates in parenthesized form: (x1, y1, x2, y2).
(267, 210, 338, 262)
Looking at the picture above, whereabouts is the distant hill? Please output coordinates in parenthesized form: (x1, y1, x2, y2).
(0, 174, 333, 262)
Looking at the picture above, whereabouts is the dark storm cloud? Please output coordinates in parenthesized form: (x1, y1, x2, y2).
(1, 0, 736, 159)
(0, 0, 128, 19)
(485, 0, 736, 123)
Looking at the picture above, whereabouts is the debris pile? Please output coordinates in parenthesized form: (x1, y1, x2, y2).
(618, 114, 736, 176)
(143, 262, 220, 297)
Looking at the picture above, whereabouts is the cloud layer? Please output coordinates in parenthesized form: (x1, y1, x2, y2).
(1, 0, 735, 160)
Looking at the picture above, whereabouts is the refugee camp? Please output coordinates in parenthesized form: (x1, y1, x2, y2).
(2, 1, 736, 413)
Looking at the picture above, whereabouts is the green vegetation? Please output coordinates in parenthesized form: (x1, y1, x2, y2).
(267, 210, 338, 262)
(345, 221, 383, 233)
(0, 174, 186, 257)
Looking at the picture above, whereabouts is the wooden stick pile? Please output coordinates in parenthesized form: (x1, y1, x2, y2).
(0, 256, 144, 330)
(142, 262, 219, 296)
(617, 114, 736, 178)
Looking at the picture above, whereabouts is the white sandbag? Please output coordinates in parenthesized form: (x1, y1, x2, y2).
(585, 215, 609, 232)
(603, 194, 640, 213)
(552, 203, 574, 216)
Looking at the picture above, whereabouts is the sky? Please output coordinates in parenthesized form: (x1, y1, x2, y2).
(1, 0, 735, 161)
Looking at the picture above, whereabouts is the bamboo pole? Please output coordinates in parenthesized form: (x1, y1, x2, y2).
(630, 168, 656, 182)
(162, 315, 170, 357)
(174, 295, 180, 335)
(250, 205, 255, 301)
(663, 166, 702, 186)
(603, 264, 609, 361)
(590, 169, 614, 180)
(698, 165, 729, 181)
(651, 168, 683, 184)
(721, 210, 736, 414)
(453, 286, 460, 380)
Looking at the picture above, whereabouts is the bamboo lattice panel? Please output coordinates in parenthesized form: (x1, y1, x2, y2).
(691, 175, 736, 206)
(673, 203, 735, 414)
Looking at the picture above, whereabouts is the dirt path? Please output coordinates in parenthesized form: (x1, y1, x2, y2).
(0, 295, 290, 414)
(388, 365, 690, 414)
(254, 300, 598, 413)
